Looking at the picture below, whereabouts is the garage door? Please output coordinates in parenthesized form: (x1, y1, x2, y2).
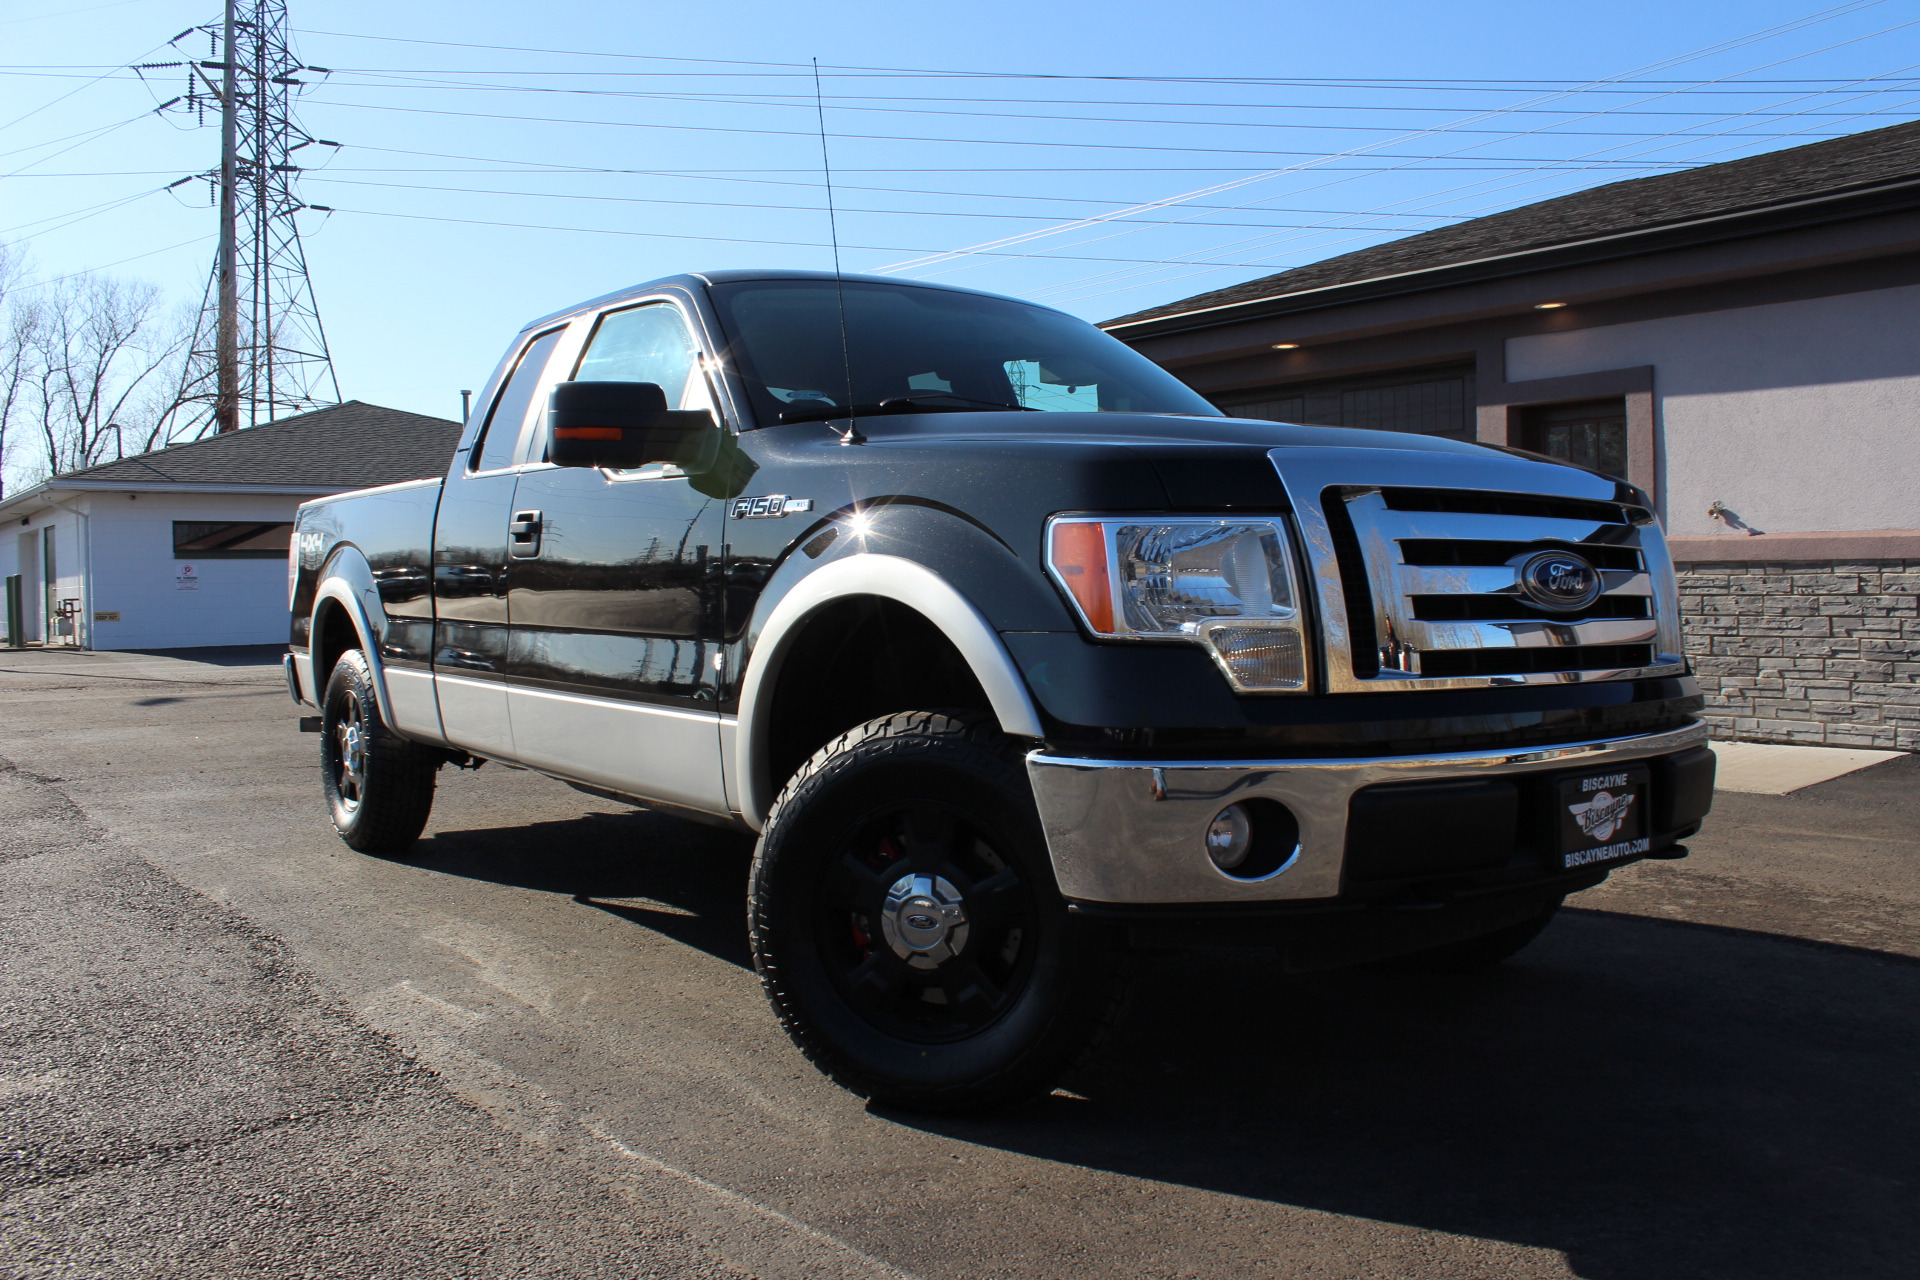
(1216, 363, 1476, 441)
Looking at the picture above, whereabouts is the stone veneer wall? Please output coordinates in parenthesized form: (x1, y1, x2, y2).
(1675, 558, 1920, 749)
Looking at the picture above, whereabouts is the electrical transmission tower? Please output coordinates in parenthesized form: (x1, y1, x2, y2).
(167, 0, 340, 437)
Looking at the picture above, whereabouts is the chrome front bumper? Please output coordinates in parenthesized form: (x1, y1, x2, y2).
(1025, 721, 1709, 905)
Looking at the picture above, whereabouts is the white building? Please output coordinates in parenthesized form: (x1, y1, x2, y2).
(0, 401, 460, 651)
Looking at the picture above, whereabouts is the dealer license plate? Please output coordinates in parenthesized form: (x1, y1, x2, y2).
(1554, 765, 1651, 871)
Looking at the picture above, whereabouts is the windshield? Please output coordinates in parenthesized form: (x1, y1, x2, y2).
(707, 279, 1220, 427)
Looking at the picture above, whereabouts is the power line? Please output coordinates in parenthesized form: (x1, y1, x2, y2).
(1040, 35, 1920, 304)
(291, 19, 1920, 95)
(300, 174, 1456, 232)
(960, 3, 1920, 293)
(0, 183, 165, 239)
(315, 77, 1920, 116)
(308, 97, 1714, 164)
(280, 73, 1899, 140)
(6, 233, 214, 294)
(328, 204, 1346, 268)
(0, 32, 176, 132)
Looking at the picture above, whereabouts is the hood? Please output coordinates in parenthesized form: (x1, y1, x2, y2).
(839, 410, 1499, 458)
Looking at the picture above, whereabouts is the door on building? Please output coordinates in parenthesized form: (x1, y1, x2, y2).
(1216, 363, 1478, 441)
(15, 532, 38, 643)
(501, 298, 727, 814)
(1520, 398, 1629, 479)
(431, 324, 568, 758)
(40, 526, 55, 641)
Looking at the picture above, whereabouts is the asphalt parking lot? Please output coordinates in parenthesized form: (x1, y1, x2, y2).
(2, 646, 1916, 1279)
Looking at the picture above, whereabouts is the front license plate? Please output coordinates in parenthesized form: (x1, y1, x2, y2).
(1554, 765, 1651, 870)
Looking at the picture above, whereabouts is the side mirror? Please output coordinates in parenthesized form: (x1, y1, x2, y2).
(547, 380, 718, 471)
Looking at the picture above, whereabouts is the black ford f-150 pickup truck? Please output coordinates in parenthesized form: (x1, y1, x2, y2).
(286, 269, 1715, 1111)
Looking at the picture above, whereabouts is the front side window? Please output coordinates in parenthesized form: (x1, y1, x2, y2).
(572, 302, 708, 410)
(174, 521, 293, 558)
(707, 279, 1219, 428)
(473, 327, 565, 472)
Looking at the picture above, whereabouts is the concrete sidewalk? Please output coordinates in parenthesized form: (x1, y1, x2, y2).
(1711, 739, 1907, 795)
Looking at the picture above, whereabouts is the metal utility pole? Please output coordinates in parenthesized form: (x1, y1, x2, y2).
(214, 0, 239, 435)
(166, 0, 340, 439)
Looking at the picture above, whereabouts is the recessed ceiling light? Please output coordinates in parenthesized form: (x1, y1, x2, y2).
(1272, 342, 1300, 349)
(1534, 301, 1568, 310)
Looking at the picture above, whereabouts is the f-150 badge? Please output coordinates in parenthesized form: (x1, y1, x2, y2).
(731, 495, 814, 519)
(1569, 788, 1636, 842)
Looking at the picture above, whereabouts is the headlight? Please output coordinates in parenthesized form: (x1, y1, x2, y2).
(1045, 516, 1311, 692)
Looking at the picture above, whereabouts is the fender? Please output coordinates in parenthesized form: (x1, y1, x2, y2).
(309, 545, 402, 734)
(734, 552, 1045, 830)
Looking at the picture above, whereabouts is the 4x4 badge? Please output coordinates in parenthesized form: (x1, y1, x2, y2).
(730, 495, 814, 519)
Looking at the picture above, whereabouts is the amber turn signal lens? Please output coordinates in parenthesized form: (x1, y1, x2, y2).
(1048, 521, 1114, 633)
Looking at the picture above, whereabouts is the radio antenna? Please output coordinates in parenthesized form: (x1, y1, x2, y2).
(813, 57, 861, 445)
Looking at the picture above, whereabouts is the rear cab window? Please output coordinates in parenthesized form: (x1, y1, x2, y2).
(471, 327, 567, 473)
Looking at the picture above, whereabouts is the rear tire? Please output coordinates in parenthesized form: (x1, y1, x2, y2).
(320, 648, 439, 854)
(1380, 899, 1563, 974)
(749, 711, 1127, 1113)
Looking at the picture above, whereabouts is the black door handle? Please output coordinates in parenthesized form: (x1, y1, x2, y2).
(508, 509, 542, 558)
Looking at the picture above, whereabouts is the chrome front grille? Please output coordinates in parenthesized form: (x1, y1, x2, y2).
(1268, 446, 1686, 693)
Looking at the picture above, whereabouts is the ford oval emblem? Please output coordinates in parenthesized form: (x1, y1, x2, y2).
(1518, 550, 1602, 612)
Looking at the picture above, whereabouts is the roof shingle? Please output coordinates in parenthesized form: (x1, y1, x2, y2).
(1104, 119, 1920, 329)
(56, 401, 462, 490)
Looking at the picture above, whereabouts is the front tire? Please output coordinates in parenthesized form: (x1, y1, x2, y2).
(749, 712, 1127, 1113)
(320, 648, 439, 854)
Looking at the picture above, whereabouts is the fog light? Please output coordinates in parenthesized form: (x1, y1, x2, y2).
(1206, 803, 1253, 871)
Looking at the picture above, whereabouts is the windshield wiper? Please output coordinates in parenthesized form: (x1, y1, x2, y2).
(776, 393, 1038, 425)
(881, 393, 1039, 413)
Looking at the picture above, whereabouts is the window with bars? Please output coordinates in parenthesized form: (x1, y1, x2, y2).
(1521, 398, 1629, 479)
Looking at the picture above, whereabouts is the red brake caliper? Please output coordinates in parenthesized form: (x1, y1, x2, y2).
(851, 835, 906, 959)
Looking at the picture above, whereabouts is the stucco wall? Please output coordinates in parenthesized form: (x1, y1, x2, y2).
(80, 491, 301, 650)
(1505, 283, 1920, 537)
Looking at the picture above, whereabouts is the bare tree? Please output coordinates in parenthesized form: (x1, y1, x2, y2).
(0, 243, 36, 500)
(0, 244, 192, 496)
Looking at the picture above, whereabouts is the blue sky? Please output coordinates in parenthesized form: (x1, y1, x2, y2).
(5, 0, 1920, 425)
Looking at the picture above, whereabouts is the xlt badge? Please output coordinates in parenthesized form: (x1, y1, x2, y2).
(731, 495, 814, 519)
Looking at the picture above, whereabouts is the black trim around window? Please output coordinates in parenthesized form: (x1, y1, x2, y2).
(172, 520, 294, 559)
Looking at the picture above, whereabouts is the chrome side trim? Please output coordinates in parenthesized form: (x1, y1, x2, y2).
(1025, 722, 1708, 905)
(292, 649, 315, 708)
(433, 671, 514, 758)
(734, 552, 1045, 831)
(384, 667, 447, 744)
(506, 683, 727, 815)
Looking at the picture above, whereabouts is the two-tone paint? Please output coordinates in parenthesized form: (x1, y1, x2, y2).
(287, 269, 1703, 868)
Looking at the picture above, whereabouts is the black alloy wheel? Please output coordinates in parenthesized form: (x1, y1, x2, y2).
(320, 648, 440, 855)
(821, 798, 1038, 1044)
(750, 711, 1128, 1113)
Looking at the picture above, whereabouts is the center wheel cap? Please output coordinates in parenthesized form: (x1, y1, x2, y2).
(880, 873, 969, 969)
